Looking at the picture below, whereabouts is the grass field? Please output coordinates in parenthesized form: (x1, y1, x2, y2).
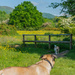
(0, 31, 75, 75)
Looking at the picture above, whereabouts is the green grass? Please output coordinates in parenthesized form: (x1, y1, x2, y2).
(0, 35, 75, 75)
(0, 44, 49, 69)
(51, 58, 75, 75)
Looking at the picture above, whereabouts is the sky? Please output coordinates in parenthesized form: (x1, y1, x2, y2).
(0, 0, 62, 16)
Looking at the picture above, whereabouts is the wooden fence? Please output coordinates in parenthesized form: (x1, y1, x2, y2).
(23, 34, 72, 49)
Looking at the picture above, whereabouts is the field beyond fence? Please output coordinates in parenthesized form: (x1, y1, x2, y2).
(17, 30, 61, 35)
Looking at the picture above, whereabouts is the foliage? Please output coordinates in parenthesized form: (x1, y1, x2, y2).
(0, 24, 17, 35)
(42, 27, 60, 31)
(49, 0, 75, 16)
(52, 16, 63, 28)
(58, 16, 75, 34)
(9, 1, 43, 30)
(53, 16, 75, 35)
(0, 11, 9, 23)
(42, 18, 55, 27)
(53, 16, 61, 23)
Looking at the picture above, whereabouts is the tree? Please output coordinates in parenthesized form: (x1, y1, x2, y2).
(49, 0, 75, 16)
(9, 1, 43, 30)
(0, 11, 9, 23)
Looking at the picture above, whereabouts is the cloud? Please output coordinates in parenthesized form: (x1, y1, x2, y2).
(31, 1, 38, 6)
(31, 0, 49, 6)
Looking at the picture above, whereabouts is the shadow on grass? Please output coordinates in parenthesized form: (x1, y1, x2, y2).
(1, 41, 74, 60)
(8, 43, 70, 56)
(10, 42, 75, 60)
(65, 43, 75, 60)
(12, 43, 50, 56)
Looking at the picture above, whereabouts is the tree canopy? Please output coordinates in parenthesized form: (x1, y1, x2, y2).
(49, 0, 75, 16)
(9, 1, 43, 30)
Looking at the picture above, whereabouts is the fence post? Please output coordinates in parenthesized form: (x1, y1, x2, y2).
(34, 35, 36, 47)
(70, 34, 72, 49)
(23, 35, 25, 45)
(49, 35, 51, 49)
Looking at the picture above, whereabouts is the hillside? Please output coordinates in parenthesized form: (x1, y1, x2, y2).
(42, 13, 55, 19)
(0, 6, 13, 14)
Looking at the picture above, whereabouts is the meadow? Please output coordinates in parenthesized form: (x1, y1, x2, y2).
(0, 30, 75, 75)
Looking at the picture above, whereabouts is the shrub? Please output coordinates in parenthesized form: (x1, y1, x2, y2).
(0, 11, 9, 22)
(0, 24, 18, 35)
(63, 37, 70, 41)
(69, 27, 75, 35)
(42, 27, 60, 31)
(58, 16, 75, 35)
(45, 32, 52, 35)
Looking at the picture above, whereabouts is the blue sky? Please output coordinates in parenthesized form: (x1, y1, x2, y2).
(0, 0, 62, 16)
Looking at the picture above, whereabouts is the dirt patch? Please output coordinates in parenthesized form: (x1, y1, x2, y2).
(9, 44, 21, 48)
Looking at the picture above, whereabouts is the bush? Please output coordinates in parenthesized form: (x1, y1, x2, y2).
(58, 16, 75, 35)
(42, 27, 60, 31)
(63, 37, 70, 41)
(45, 32, 52, 35)
(0, 11, 9, 22)
(61, 28, 69, 33)
(0, 24, 18, 35)
(69, 27, 75, 35)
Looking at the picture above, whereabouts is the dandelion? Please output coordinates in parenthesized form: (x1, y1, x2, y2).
(17, 31, 61, 35)
(6, 58, 7, 59)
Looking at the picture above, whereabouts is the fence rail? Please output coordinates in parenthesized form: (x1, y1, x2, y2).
(23, 34, 72, 49)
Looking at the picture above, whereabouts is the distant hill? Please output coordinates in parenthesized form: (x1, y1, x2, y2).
(0, 6, 13, 14)
(42, 13, 55, 19)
